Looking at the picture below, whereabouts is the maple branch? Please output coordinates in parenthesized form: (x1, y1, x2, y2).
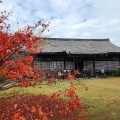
(0, 48, 19, 67)
(0, 7, 14, 24)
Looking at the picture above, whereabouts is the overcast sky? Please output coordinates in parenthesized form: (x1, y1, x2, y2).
(1, 0, 120, 46)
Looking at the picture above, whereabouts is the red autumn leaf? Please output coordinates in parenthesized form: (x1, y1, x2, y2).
(38, 108, 44, 116)
(14, 104, 17, 110)
(54, 105, 59, 109)
(42, 115, 48, 120)
(30, 106, 36, 113)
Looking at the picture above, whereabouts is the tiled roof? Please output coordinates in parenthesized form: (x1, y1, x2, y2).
(42, 38, 120, 54)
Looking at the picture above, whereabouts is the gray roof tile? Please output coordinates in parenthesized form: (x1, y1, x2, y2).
(42, 38, 120, 54)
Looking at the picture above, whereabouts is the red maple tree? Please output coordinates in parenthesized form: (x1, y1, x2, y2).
(0, 0, 49, 86)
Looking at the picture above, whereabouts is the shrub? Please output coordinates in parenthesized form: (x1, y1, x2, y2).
(0, 84, 87, 120)
(114, 69, 120, 77)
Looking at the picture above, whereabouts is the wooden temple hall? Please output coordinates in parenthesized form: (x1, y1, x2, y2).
(34, 38, 120, 77)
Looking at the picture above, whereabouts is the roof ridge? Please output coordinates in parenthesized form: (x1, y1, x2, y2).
(43, 38, 110, 41)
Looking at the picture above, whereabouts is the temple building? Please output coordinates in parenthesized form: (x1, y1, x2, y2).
(34, 38, 120, 77)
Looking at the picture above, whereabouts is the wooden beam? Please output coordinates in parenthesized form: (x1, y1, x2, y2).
(119, 57, 120, 66)
(86, 61, 87, 71)
(106, 60, 108, 70)
(64, 54, 66, 70)
(93, 60, 96, 78)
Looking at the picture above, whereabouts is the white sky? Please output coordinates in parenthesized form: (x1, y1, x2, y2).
(0, 0, 120, 46)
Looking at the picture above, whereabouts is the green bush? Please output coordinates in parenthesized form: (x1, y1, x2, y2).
(114, 69, 120, 77)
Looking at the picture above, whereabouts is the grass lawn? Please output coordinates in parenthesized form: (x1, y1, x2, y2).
(0, 77, 120, 120)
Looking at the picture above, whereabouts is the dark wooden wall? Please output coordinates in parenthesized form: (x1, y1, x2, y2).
(33, 53, 120, 77)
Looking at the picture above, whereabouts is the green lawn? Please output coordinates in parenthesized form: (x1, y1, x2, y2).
(0, 77, 120, 120)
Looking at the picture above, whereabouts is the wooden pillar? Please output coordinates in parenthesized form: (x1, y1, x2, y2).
(119, 57, 120, 66)
(111, 58, 114, 76)
(64, 55, 66, 70)
(93, 60, 96, 78)
(49, 57, 50, 71)
(56, 60, 57, 70)
(86, 61, 87, 71)
(113, 60, 114, 69)
(77, 60, 78, 69)
(106, 60, 108, 70)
